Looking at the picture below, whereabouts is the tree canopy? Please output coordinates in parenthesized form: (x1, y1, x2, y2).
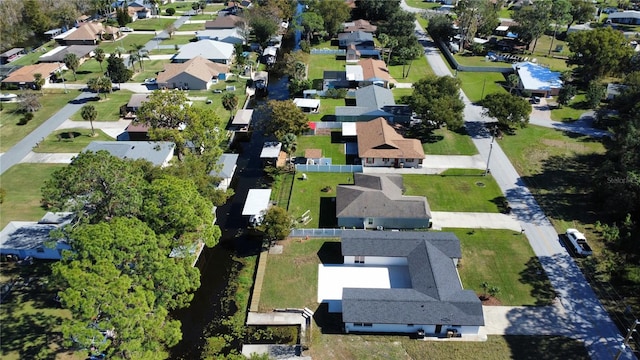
(512, 0, 552, 53)
(106, 54, 133, 85)
(481, 92, 531, 130)
(256, 206, 294, 241)
(408, 75, 465, 130)
(260, 100, 310, 139)
(567, 27, 633, 81)
(309, 0, 351, 37)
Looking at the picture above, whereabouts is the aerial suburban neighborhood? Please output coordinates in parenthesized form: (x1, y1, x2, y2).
(0, 0, 639, 359)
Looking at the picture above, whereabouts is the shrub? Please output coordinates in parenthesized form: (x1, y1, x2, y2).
(166, 7, 176, 15)
(18, 112, 34, 125)
(324, 88, 347, 99)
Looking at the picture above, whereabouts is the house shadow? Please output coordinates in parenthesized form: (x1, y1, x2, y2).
(318, 197, 337, 228)
(312, 303, 344, 335)
(316, 242, 342, 264)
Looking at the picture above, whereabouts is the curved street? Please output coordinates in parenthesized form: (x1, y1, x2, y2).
(403, 1, 635, 358)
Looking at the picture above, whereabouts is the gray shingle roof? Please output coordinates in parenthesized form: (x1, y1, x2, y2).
(336, 173, 431, 219)
(209, 153, 239, 179)
(340, 230, 483, 326)
(355, 85, 395, 109)
(83, 141, 175, 167)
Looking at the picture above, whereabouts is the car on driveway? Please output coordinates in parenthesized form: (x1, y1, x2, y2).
(530, 96, 541, 104)
(144, 78, 156, 85)
(120, 27, 134, 32)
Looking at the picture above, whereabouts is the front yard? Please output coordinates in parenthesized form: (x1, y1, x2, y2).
(69, 91, 135, 122)
(403, 169, 504, 213)
(33, 128, 113, 153)
(422, 128, 478, 155)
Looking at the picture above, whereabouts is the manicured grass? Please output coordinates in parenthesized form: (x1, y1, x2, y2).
(308, 54, 343, 85)
(422, 128, 478, 155)
(392, 88, 412, 102)
(128, 17, 177, 31)
(130, 59, 171, 83)
(98, 34, 155, 54)
(0, 90, 80, 152)
(457, 71, 507, 103)
(178, 22, 206, 31)
(63, 58, 105, 84)
(309, 334, 589, 360)
(388, 56, 434, 83)
(33, 128, 113, 153)
(187, 13, 216, 20)
(403, 170, 504, 213)
(498, 125, 606, 239)
(550, 93, 589, 122)
(69, 91, 135, 121)
(191, 82, 248, 122)
(0, 164, 65, 228)
(295, 134, 346, 165)
(9, 41, 57, 66)
(452, 228, 557, 306)
(287, 173, 354, 228)
(149, 48, 178, 55)
(259, 237, 337, 311)
(404, 0, 443, 9)
(453, 54, 516, 67)
(0, 262, 76, 360)
(161, 35, 196, 46)
(306, 98, 345, 122)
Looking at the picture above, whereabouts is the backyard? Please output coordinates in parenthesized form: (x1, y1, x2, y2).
(403, 169, 504, 213)
(295, 134, 346, 165)
(422, 128, 478, 155)
(0, 163, 65, 228)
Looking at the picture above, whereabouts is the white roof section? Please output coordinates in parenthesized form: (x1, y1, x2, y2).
(54, 27, 76, 40)
(495, 25, 509, 31)
(195, 28, 244, 44)
(513, 61, 562, 91)
(242, 189, 272, 216)
(174, 40, 234, 62)
(260, 141, 281, 158)
(342, 122, 357, 136)
(232, 109, 253, 125)
(317, 264, 411, 302)
(83, 141, 175, 167)
(293, 98, 320, 109)
(345, 65, 364, 81)
(263, 46, 278, 56)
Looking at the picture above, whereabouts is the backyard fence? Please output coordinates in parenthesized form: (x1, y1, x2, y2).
(437, 40, 513, 74)
(310, 48, 345, 55)
(289, 228, 355, 238)
(295, 164, 362, 173)
(311, 122, 342, 129)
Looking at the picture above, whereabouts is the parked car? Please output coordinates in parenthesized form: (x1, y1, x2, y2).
(565, 228, 593, 256)
(144, 78, 156, 85)
(530, 96, 541, 104)
(120, 27, 134, 32)
(212, 89, 223, 93)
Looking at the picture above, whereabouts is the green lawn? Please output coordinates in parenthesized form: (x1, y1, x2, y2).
(161, 35, 195, 46)
(453, 228, 556, 305)
(498, 125, 606, 236)
(177, 22, 205, 31)
(0, 90, 80, 152)
(308, 54, 344, 86)
(130, 59, 171, 83)
(128, 17, 177, 31)
(33, 128, 113, 153)
(287, 173, 355, 228)
(404, 0, 443, 9)
(98, 34, 155, 54)
(403, 169, 504, 212)
(549, 93, 589, 121)
(0, 164, 65, 228)
(63, 58, 104, 84)
(457, 71, 508, 103)
(306, 98, 345, 122)
(388, 56, 434, 83)
(0, 262, 75, 360)
(422, 128, 478, 155)
(9, 41, 57, 66)
(191, 82, 248, 122)
(453, 54, 515, 68)
(69, 91, 135, 121)
(295, 134, 346, 165)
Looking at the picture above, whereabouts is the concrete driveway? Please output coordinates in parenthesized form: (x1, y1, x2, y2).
(529, 98, 610, 138)
(430, 212, 521, 231)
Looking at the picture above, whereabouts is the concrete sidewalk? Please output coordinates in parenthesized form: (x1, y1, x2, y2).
(482, 303, 572, 336)
(431, 211, 521, 231)
(21, 152, 77, 164)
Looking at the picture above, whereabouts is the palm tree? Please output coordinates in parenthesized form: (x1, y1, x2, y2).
(507, 74, 520, 95)
(128, 52, 140, 72)
(81, 104, 98, 136)
(130, 44, 149, 71)
(221, 92, 238, 119)
(94, 48, 106, 73)
(281, 133, 298, 163)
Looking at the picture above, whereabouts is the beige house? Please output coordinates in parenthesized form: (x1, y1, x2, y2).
(56, 22, 120, 46)
(356, 117, 424, 168)
(1, 63, 64, 88)
(157, 56, 230, 90)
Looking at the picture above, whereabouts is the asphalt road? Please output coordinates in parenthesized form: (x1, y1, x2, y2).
(403, 1, 636, 358)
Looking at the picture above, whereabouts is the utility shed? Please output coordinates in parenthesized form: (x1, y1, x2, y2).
(242, 189, 272, 216)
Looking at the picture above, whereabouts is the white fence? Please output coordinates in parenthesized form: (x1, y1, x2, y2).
(295, 164, 362, 173)
(289, 228, 354, 237)
(310, 49, 345, 55)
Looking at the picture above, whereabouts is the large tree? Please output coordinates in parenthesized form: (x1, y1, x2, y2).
(512, 0, 552, 53)
(256, 206, 294, 242)
(87, 76, 112, 99)
(247, 5, 280, 47)
(52, 217, 196, 358)
(94, 48, 106, 73)
(354, 0, 400, 21)
(547, 0, 571, 56)
(300, 12, 324, 42)
(311, 0, 351, 37)
(409, 75, 465, 130)
(106, 54, 133, 87)
(427, 14, 456, 42)
(567, 27, 634, 81)
(261, 100, 310, 139)
(221, 92, 238, 119)
(481, 92, 532, 130)
(64, 53, 80, 81)
(567, 0, 596, 31)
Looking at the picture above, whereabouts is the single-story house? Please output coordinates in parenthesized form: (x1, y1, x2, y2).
(55, 22, 119, 46)
(83, 141, 175, 167)
(38, 45, 96, 64)
(343, 19, 377, 34)
(157, 56, 230, 90)
(0, 212, 75, 260)
(336, 173, 431, 229)
(173, 40, 234, 65)
(317, 230, 484, 336)
(356, 117, 424, 168)
(128, 2, 152, 20)
(126, 93, 150, 114)
(223, 1, 252, 15)
(1, 62, 64, 89)
(346, 45, 381, 62)
(205, 14, 245, 29)
(608, 10, 640, 24)
(125, 122, 150, 140)
(209, 153, 239, 191)
(606, 83, 628, 100)
(512, 61, 563, 97)
(195, 28, 245, 45)
(338, 31, 374, 49)
(359, 58, 391, 88)
(335, 85, 411, 123)
(0, 48, 25, 64)
(293, 98, 320, 113)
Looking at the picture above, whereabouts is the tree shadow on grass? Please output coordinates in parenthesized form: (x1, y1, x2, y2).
(505, 336, 590, 360)
(318, 197, 337, 229)
(519, 257, 557, 306)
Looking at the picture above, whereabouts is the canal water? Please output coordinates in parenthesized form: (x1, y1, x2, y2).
(169, 4, 304, 358)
